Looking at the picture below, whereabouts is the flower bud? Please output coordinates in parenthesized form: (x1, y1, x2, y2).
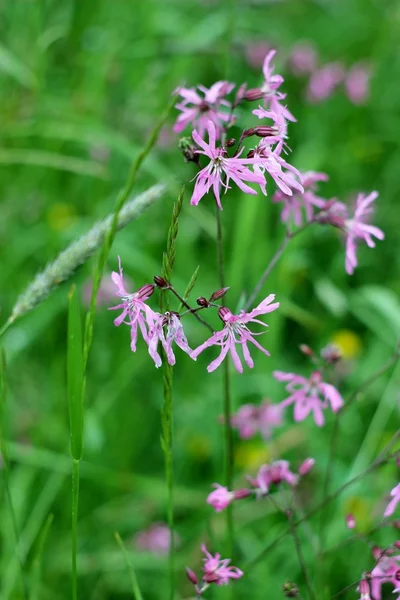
(321, 344, 342, 364)
(298, 458, 315, 476)
(197, 297, 210, 308)
(359, 579, 371, 599)
(233, 83, 247, 106)
(233, 488, 252, 500)
(299, 344, 314, 357)
(210, 287, 230, 302)
(178, 137, 198, 163)
(282, 582, 299, 597)
(225, 138, 236, 147)
(244, 87, 265, 101)
(218, 306, 231, 321)
(254, 126, 279, 137)
(395, 568, 400, 581)
(153, 276, 169, 288)
(137, 284, 155, 300)
(247, 149, 255, 158)
(394, 541, 400, 550)
(186, 567, 198, 585)
(346, 513, 356, 529)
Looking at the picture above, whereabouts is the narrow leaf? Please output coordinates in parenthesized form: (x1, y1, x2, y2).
(179, 265, 200, 311)
(114, 532, 144, 600)
(68, 286, 84, 461)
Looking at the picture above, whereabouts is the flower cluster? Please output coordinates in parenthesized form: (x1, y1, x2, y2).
(186, 545, 243, 595)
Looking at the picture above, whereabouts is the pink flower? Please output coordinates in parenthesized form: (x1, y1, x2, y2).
(273, 170, 328, 226)
(207, 484, 250, 512)
(252, 141, 303, 196)
(385, 483, 400, 518)
(109, 257, 155, 352)
(298, 458, 315, 476)
(358, 579, 371, 600)
(147, 311, 192, 368)
(289, 42, 318, 76)
(248, 461, 298, 496)
(191, 295, 280, 373)
(135, 523, 179, 555)
(344, 191, 384, 275)
(191, 121, 265, 209)
(345, 63, 372, 105)
(245, 42, 273, 69)
(346, 513, 356, 529)
(173, 82, 234, 139)
(307, 62, 345, 103)
(230, 400, 283, 440)
(201, 545, 243, 586)
(370, 548, 400, 600)
(274, 370, 344, 426)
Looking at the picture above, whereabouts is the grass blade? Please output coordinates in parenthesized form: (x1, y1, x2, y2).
(67, 286, 84, 462)
(178, 265, 200, 311)
(29, 514, 54, 600)
(114, 532, 144, 600)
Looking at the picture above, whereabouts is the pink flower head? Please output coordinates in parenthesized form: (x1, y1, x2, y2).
(346, 513, 356, 529)
(173, 81, 234, 139)
(273, 170, 328, 226)
(109, 257, 155, 352)
(230, 400, 283, 440)
(307, 62, 345, 103)
(201, 545, 243, 586)
(249, 460, 298, 496)
(135, 523, 179, 555)
(345, 63, 372, 105)
(252, 105, 288, 145)
(191, 121, 265, 209)
(147, 311, 192, 368)
(385, 483, 400, 518)
(191, 295, 280, 373)
(289, 42, 318, 76)
(370, 547, 400, 600)
(245, 42, 273, 69)
(344, 191, 384, 275)
(207, 484, 250, 512)
(252, 141, 303, 196)
(274, 370, 344, 426)
(298, 458, 315, 476)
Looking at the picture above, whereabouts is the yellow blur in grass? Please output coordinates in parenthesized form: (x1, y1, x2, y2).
(47, 203, 76, 231)
(343, 496, 372, 531)
(331, 330, 362, 359)
(235, 442, 271, 470)
(187, 435, 212, 460)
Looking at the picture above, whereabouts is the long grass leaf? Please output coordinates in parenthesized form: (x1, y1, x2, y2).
(114, 532, 144, 600)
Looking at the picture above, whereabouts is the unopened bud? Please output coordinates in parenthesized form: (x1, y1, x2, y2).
(394, 541, 400, 550)
(298, 458, 315, 476)
(247, 149, 255, 158)
(233, 488, 251, 500)
(153, 276, 169, 288)
(196, 297, 210, 308)
(210, 287, 230, 302)
(359, 579, 371, 599)
(233, 83, 247, 107)
(186, 567, 198, 585)
(282, 582, 299, 597)
(178, 137, 198, 163)
(321, 344, 342, 364)
(244, 87, 265, 102)
(392, 520, 400, 529)
(372, 546, 383, 560)
(137, 284, 154, 300)
(395, 569, 400, 581)
(346, 513, 356, 529)
(225, 138, 236, 147)
(299, 344, 314, 357)
(218, 306, 231, 321)
(254, 126, 278, 137)
(243, 128, 256, 137)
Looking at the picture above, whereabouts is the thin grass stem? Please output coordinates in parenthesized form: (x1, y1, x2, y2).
(71, 459, 80, 600)
(114, 532, 144, 600)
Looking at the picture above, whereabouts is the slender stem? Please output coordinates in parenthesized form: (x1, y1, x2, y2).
(244, 225, 309, 311)
(72, 459, 80, 600)
(114, 532, 144, 600)
(318, 346, 400, 552)
(215, 206, 234, 555)
(168, 287, 213, 332)
(287, 510, 317, 600)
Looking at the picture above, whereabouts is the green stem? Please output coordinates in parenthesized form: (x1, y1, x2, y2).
(215, 206, 234, 555)
(162, 362, 175, 600)
(72, 459, 80, 600)
(114, 532, 144, 600)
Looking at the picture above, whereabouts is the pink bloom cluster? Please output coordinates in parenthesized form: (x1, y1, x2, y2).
(369, 546, 400, 600)
(207, 459, 314, 512)
(274, 370, 344, 426)
(186, 545, 243, 595)
(230, 400, 283, 440)
(273, 170, 328, 226)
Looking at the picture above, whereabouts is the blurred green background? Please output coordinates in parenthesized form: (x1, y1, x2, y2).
(1, 0, 400, 598)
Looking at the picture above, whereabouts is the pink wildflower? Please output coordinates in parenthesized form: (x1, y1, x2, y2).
(245, 42, 273, 69)
(385, 483, 400, 518)
(274, 370, 344, 426)
(173, 81, 234, 139)
(109, 257, 155, 352)
(344, 191, 384, 275)
(289, 42, 318, 76)
(358, 579, 371, 600)
(273, 170, 328, 226)
(298, 458, 315, 476)
(147, 311, 192, 368)
(307, 62, 345, 103)
(346, 513, 356, 529)
(207, 484, 250, 512)
(345, 63, 372, 105)
(248, 460, 298, 496)
(230, 400, 283, 440)
(191, 121, 266, 209)
(191, 295, 279, 373)
(370, 547, 400, 600)
(135, 523, 179, 555)
(252, 141, 303, 196)
(201, 545, 243, 585)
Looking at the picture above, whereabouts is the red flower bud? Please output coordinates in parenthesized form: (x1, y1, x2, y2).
(153, 276, 169, 288)
(244, 87, 265, 101)
(137, 284, 155, 300)
(186, 567, 198, 585)
(196, 297, 210, 308)
(210, 287, 230, 302)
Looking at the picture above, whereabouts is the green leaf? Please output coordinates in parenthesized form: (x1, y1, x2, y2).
(67, 285, 84, 461)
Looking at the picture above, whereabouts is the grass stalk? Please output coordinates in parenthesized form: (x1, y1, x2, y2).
(114, 532, 144, 600)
